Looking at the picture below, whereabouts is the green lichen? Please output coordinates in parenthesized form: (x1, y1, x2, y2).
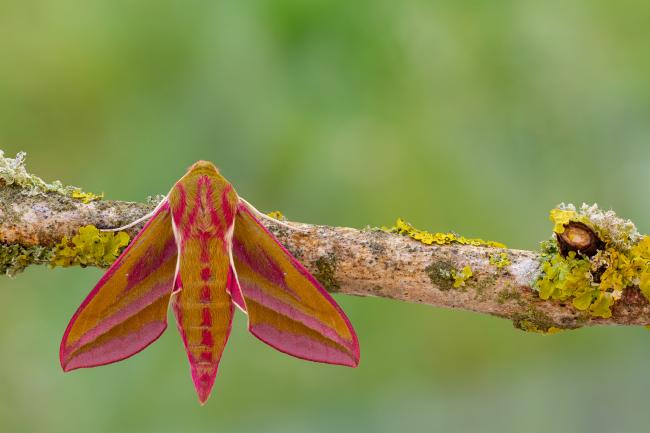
(0, 243, 53, 276)
(50, 225, 130, 268)
(516, 320, 563, 335)
(471, 273, 497, 298)
(425, 261, 474, 291)
(383, 218, 506, 248)
(536, 203, 650, 319)
(314, 253, 340, 292)
(0, 151, 103, 203)
(425, 261, 455, 291)
(497, 288, 522, 305)
(513, 306, 562, 334)
(451, 265, 473, 289)
(490, 252, 511, 269)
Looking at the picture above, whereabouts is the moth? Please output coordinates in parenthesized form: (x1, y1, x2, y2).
(60, 161, 360, 404)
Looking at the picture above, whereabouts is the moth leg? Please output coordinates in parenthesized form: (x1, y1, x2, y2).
(101, 198, 168, 232)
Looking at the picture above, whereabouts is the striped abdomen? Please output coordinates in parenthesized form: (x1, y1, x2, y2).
(169, 171, 238, 403)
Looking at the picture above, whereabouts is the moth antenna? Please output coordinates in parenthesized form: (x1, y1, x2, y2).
(101, 198, 167, 232)
(238, 197, 309, 233)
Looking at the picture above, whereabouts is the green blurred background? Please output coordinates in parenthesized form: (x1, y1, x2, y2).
(2, 1, 650, 432)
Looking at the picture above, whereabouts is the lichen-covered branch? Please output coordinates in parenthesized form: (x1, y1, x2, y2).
(2, 151, 650, 334)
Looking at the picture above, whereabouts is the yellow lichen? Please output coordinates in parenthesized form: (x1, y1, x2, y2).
(70, 189, 104, 204)
(631, 237, 650, 300)
(520, 321, 563, 335)
(537, 251, 597, 310)
(550, 208, 577, 234)
(451, 265, 473, 288)
(266, 210, 285, 221)
(597, 249, 635, 299)
(489, 252, 511, 269)
(384, 218, 506, 248)
(517, 319, 540, 333)
(51, 225, 130, 268)
(537, 203, 650, 319)
(589, 292, 615, 318)
(517, 320, 563, 334)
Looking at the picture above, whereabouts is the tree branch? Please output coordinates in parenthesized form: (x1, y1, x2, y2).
(2, 152, 649, 333)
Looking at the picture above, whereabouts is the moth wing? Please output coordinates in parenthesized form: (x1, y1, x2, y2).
(231, 203, 359, 367)
(60, 202, 178, 371)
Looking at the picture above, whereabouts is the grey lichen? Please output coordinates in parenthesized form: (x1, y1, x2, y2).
(0, 151, 102, 203)
(0, 243, 54, 276)
(146, 194, 167, 205)
(367, 241, 386, 256)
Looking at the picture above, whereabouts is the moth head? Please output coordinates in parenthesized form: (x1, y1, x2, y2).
(187, 160, 220, 175)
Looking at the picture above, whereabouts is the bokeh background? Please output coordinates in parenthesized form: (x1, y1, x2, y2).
(2, 1, 650, 432)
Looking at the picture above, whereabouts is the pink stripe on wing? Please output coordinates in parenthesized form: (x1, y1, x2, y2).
(220, 184, 234, 227)
(250, 323, 357, 367)
(125, 237, 177, 292)
(232, 237, 300, 300)
(242, 281, 353, 349)
(173, 184, 187, 222)
(69, 280, 174, 354)
(64, 321, 167, 371)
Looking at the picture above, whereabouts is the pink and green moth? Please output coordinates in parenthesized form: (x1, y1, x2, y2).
(60, 161, 360, 404)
